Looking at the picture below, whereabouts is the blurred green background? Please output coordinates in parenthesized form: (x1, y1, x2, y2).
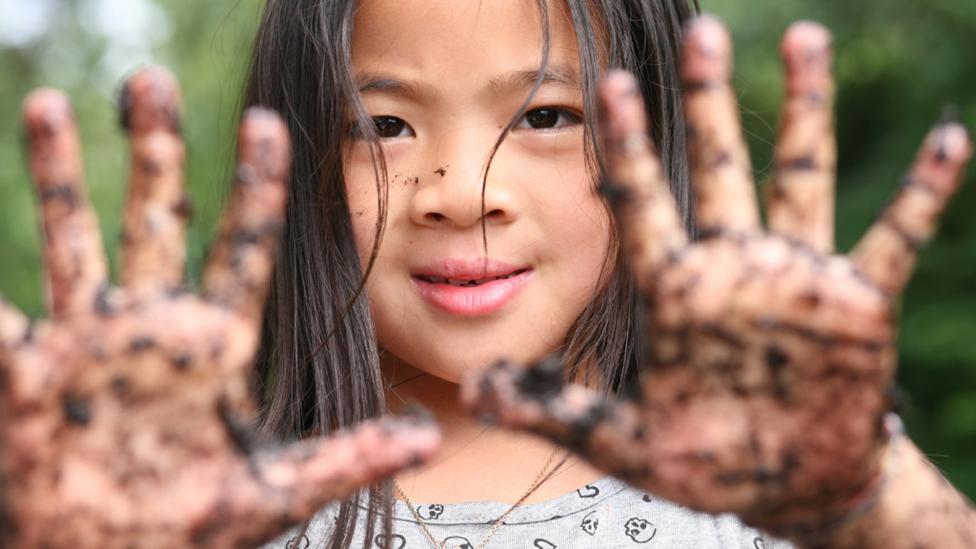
(0, 0, 974, 497)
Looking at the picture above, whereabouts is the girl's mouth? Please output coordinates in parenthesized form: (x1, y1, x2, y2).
(415, 269, 528, 287)
(410, 264, 534, 317)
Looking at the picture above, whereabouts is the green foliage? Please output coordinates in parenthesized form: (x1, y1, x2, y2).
(0, 0, 262, 314)
(0, 0, 974, 496)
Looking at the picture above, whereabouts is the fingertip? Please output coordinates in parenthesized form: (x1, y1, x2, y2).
(780, 21, 833, 97)
(390, 406, 442, 457)
(600, 70, 638, 97)
(360, 416, 442, 469)
(682, 14, 732, 83)
(928, 121, 973, 166)
(782, 20, 833, 57)
(22, 88, 74, 136)
(686, 13, 730, 40)
(239, 108, 291, 181)
(399, 424, 442, 464)
(119, 65, 183, 134)
(397, 401, 437, 426)
(598, 70, 648, 142)
(23, 88, 70, 116)
(242, 107, 289, 139)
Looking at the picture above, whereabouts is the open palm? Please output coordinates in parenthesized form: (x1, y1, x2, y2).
(464, 17, 972, 536)
(0, 68, 439, 548)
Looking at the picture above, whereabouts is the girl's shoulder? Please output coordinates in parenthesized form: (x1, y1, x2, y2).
(263, 476, 793, 548)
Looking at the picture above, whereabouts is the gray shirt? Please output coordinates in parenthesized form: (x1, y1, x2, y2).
(262, 476, 793, 548)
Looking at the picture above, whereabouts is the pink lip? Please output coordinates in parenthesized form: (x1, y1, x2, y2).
(411, 258, 534, 317)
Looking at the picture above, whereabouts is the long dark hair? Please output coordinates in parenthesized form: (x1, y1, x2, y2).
(244, 1, 698, 546)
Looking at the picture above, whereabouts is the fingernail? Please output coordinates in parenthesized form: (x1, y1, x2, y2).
(23, 89, 73, 137)
(399, 402, 435, 425)
(782, 21, 832, 57)
(600, 73, 643, 141)
(683, 15, 732, 80)
(118, 66, 182, 134)
(516, 354, 564, 402)
(932, 123, 971, 163)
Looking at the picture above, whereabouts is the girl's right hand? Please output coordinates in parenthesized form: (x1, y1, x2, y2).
(0, 67, 440, 549)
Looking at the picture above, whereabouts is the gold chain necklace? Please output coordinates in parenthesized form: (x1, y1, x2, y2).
(393, 447, 564, 549)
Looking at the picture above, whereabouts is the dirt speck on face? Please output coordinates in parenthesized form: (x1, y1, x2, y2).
(434, 166, 448, 177)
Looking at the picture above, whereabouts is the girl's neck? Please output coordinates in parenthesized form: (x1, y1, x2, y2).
(382, 356, 606, 505)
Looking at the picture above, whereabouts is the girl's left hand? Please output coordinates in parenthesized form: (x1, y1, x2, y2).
(463, 17, 972, 536)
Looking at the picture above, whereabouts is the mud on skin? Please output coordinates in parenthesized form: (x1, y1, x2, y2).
(0, 66, 441, 549)
(464, 17, 975, 548)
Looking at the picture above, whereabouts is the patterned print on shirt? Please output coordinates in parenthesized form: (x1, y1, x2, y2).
(374, 533, 407, 549)
(580, 510, 599, 536)
(624, 517, 657, 543)
(284, 535, 309, 549)
(441, 536, 472, 549)
(417, 504, 445, 520)
(576, 484, 600, 498)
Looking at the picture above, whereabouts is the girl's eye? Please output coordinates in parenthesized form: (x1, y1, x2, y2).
(516, 107, 582, 131)
(372, 116, 414, 139)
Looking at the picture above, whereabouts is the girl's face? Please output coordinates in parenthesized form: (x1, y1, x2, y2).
(345, 0, 610, 383)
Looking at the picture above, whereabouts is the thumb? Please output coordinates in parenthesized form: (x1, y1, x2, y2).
(215, 413, 441, 547)
(462, 356, 653, 483)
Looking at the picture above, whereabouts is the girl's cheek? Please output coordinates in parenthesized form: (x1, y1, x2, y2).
(515, 133, 597, 212)
(342, 146, 383, 268)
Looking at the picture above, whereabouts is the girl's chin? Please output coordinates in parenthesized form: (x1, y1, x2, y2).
(422, 349, 554, 383)
(380, 347, 540, 387)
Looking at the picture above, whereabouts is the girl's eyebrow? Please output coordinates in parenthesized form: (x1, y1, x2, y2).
(356, 64, 581, 103)
(486, 64, 582, 96)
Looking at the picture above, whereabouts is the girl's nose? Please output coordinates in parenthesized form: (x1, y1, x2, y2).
(408, 150, 520, 230)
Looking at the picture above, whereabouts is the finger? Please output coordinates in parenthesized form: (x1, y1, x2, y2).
(682, 16, 761, 236)
(599, 71, 688, 287)
(851, 121, 972, 294)
(0, 295, 30, 351)
(119, 66, 189, 297)
(461, 357, 653, 483)
(767, 22, 837, 253)
(23, 89, 108, 318)
(212, 414, 440, 547)
(202, 108, 290, 322)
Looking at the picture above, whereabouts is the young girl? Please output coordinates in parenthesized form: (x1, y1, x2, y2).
(245, 0, 764, 547)
(1, 0, 973, 548)
(246, 0, 715, 547)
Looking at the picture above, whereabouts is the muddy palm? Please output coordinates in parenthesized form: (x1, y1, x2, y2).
(0, 67, 440, 549)
(464, 17, 973, 545)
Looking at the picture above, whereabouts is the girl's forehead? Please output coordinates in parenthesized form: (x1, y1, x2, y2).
(351, 0, 581, 82)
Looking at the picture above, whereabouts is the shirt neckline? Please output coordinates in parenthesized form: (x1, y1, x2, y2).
(389, 476, 630, 526)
